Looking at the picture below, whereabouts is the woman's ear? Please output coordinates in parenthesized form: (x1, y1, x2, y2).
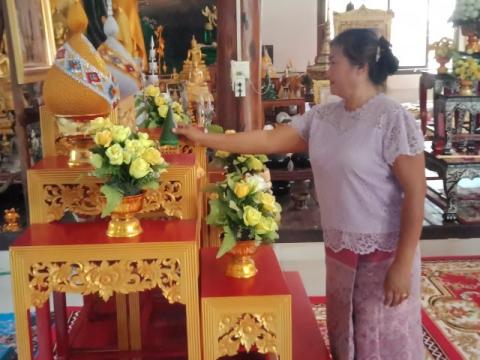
(356, 63, 369, 78)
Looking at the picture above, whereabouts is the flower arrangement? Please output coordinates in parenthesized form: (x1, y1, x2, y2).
(450, 0, 480, 25)
(429, 38, 454, 59)
(211, 130, 269, 175)
(88, 117, 168, 216)
(207, 172, 281, 258)
(453, 55, 480, 80)
(136, 85, 190, 128)
(214, 152, 269, 175)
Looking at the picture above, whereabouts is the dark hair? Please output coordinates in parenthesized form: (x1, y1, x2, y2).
(330, 28, 399, 85)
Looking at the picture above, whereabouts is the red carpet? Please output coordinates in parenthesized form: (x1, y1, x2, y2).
(311, 256, 480, 360)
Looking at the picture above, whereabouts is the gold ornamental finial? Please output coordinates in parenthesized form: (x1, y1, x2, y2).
(2, 208, 21, 232)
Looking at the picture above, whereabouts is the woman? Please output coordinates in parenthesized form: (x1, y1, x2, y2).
(174, 29, 425, 359)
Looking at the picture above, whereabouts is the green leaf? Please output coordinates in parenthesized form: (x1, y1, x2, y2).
(228, 200, 240, 212)
(140, 181, 159, 190)
(100, 184, 124, 218)
(206, 199, 226, 225)
(216, 226, 236, 258)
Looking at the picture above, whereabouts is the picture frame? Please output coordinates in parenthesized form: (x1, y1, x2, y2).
(4, 0, 56, 84)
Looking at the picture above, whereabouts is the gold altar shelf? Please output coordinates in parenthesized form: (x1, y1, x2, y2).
(27, 154, 198, 224)
(9, 219, 201, 359)
(201, 246, 292, 360)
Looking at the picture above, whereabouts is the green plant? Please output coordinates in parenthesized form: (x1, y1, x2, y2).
(88, 117, 168, 216)
(207, 172, 281, 258)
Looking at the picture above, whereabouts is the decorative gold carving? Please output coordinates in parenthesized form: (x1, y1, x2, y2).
(2, 208, 21, 232)
(218, 313, 278, 356)
(333, 5, 394, 40)
(44, 184, 104, 221)
(43, 182, 183, 221)
(27, 258, 181, 307)
(142, 181, 183, 218)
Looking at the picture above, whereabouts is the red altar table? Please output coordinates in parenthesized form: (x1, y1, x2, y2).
(9, 219, 200, 359)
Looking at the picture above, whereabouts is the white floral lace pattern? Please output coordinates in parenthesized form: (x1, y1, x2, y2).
(383, 108, 425, 165)
(323, 229, 399, 255)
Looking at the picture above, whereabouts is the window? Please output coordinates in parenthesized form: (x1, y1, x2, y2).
(330, 0, 456, 70)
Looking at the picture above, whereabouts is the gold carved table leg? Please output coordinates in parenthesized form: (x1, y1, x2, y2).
(10, 253, 35, 360)
(116, 294, 130, 350)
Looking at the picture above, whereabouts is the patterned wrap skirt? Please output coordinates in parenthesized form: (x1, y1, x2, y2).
(325, 246, 424, 360)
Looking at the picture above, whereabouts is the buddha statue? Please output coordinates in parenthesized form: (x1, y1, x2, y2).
(186, 58, 213, 106)
(181, 36, 210, 82)
(261, 47, 277, 79)
(113, 0, 147, 69)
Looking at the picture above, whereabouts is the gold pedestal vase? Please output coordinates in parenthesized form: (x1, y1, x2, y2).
(226, 240, 258, 279)
(106, 193, 144, 238)
(459, 79, 475, 96)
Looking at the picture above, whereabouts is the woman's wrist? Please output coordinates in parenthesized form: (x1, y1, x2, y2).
(392, 252, 414, 270)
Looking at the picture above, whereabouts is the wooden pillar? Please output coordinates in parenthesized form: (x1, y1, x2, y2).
(216, 0, 238, 131)
(238, 0, 262, 131)
(216, 0, 263, 132)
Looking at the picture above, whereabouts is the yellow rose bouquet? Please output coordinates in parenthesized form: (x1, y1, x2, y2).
(136, 85, 190, 128)
(211, 130, 269, 175)
(88, 117, 168, 217)
(453, 55, 480, 81)
(207, 172, 281, 258)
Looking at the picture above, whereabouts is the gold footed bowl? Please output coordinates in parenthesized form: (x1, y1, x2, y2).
(106, 193, 144, 238)
(66, 135, 93, 166)
(226, 240, 258, 279)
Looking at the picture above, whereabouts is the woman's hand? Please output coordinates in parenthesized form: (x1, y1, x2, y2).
(172, 125, 205, 145)
(384, 260, 412, 307)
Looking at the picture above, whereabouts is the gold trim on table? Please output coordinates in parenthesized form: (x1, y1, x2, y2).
(27, 159, 197, 223)
(202, 295, 292, 360)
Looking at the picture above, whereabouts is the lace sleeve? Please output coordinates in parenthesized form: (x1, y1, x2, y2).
(382, 108, 424, 165)
(289, 105, 322, 144)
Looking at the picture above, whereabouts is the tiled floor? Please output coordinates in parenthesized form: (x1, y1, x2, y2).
(0, 238, 479, 313)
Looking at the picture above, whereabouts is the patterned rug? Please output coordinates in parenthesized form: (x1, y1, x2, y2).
(311, 256, 480, 360)
(0, 309, 80, 360)
(0, 313, 35, 360)
(421, 256, 480, 360)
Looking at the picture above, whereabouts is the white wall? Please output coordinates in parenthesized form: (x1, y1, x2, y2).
(261, 0, 317, 72)
(386, 74, 421, 103)
(261, 1, 420, 103)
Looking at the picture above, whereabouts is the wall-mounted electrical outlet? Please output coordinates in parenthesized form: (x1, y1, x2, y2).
(231, 60, 250, 97)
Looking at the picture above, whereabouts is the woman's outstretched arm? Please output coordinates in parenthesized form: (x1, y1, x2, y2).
(173, 124, 307, 154)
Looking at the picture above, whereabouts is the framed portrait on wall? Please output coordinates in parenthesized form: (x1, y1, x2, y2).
(5, 0, 56, 84)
